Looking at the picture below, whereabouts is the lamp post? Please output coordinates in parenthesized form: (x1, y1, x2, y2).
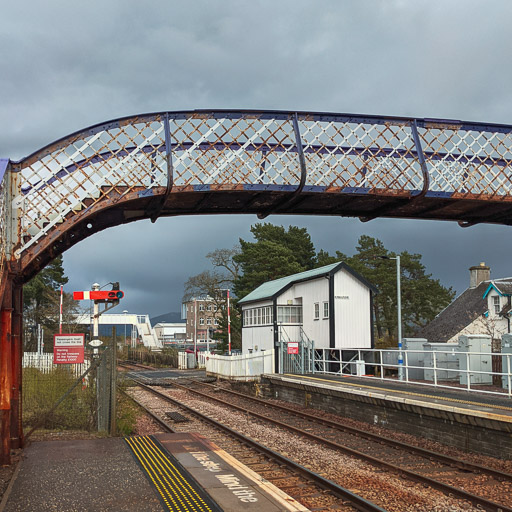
(379, 255, 403, 381)
(123, 310, 128, 346)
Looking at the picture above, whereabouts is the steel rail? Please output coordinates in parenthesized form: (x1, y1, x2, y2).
(169, 379, 512, 512)
(132, 380, 387, 512)
(188, 379, 512, 483)
(118, 360, 157, 371)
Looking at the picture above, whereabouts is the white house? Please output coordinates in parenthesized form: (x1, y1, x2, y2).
(238, 262, 378, 357)
(416, 262, 512, 346)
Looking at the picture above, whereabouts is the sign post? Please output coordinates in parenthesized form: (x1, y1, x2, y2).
(287, 342, 299, 355)
(53, 334, 85, 364)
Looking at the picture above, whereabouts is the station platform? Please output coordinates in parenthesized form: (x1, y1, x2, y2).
(262, 373, 512, 459)
(0, 433, 306, 512)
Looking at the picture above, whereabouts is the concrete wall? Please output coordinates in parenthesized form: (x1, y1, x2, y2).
(260, 376, 512, 459)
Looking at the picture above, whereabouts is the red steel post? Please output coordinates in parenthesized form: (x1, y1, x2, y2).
(0, 308, 13, 465)
(10, 284, 23, 448)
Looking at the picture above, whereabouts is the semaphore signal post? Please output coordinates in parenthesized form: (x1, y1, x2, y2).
(73, 282, 124, 433)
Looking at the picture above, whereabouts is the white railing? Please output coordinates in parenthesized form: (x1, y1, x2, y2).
(206, 350, 275, 381)
(178, 351, 188, 370)
(313, 348, 512, 398)
(22, 352, 91, 377)
(197, 351, 210, 369)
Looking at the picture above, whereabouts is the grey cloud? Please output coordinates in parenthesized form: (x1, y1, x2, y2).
(2, 0, 512, 315)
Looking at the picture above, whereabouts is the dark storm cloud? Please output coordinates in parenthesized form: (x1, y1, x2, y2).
(2, 0, 512, 316)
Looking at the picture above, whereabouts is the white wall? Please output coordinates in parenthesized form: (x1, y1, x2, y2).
(447, 312, 508, 343)
(241, 300, 273, 353)
(241, 268, 373, 353)
(334, 268, 372, 349)
(242, 325, 274, 353)
(279, 277, 330, 349)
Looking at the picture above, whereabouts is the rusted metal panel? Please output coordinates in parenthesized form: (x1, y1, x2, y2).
(0, 308, 12, 465)
(4, 109, 512, 279)
(10, 284, 23, 448)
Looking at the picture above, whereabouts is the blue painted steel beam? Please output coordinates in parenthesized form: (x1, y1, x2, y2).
(10, 109, 512, 166)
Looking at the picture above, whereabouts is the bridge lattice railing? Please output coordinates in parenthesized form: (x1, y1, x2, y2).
(7, 111, 512, 260)
(0, 165, 9, 280)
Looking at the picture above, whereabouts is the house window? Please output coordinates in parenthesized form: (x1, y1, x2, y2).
(323, 302, 329, 318)
(199, 318, 205, 325)
(213, 305, 218, 312)
(494, 295, 501, 314)
(207, 318, 212, 325)
(314, 303, 319, 320)
(214, 318, 218, 325)
(207, 305, 212, 311)
(199, 304, 204, 311)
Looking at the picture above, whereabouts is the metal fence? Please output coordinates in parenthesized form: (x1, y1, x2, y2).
(22, 353, 97, 432)
(312, 348, 512, 398)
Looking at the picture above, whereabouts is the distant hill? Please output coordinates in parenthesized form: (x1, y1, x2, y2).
(150, 311, 183, 325)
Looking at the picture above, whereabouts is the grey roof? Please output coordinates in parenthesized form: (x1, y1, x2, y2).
(492, 281, 512, 295)
(415, 282, 490, 342)
(238, 262, 377, 305)
(415, 278, 512, 342)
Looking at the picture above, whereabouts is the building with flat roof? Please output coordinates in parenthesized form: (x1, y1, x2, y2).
(182, 296, 223, 345)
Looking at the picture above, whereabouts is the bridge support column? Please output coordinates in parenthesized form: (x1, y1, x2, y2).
(10, 284, 23, 448)
(0, 307, 12, 465)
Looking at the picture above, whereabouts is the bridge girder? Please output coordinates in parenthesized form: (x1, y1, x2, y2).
(2, 109, 512, 462)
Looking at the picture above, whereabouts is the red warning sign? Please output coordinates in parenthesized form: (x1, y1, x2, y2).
(53, 334, 85, 364)
(287, 342, 299, 354)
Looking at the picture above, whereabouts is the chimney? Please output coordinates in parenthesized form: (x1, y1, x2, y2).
(469, 262, 490, 289)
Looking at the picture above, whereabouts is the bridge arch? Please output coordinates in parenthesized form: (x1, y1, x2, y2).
(2, 109, 512, 461)
(3, 109, 512, 284)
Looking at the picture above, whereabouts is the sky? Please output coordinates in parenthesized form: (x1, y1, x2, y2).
(2, 0, 512, 319)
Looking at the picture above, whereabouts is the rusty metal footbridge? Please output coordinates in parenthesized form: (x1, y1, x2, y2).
(2, 109, 512, 461)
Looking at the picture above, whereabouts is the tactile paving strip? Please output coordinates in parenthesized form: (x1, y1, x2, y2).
(125, 435, 222, 512)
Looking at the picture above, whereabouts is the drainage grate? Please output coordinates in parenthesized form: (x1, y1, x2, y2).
(165, 411, 189, 423)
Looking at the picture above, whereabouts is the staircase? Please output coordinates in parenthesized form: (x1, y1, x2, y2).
(135, 315, 162, 350)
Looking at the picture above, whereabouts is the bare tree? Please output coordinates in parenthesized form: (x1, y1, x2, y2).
(206, 246, 241, 281)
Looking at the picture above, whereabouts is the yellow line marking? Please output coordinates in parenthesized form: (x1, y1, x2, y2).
(129, 436, 195, 511)
(141, 436, 212, 511)
(283, 374, 512, 412)
(131, 436, 188, 511)
(126, 436, 214, 512)
(125, 437, 175, 511)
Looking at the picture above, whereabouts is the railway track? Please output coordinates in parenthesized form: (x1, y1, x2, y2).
(179, 378, 512, 509)
(118, 360, 157, 371)
(124, 383, 386, 512)
(131, 377, 512, 512)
